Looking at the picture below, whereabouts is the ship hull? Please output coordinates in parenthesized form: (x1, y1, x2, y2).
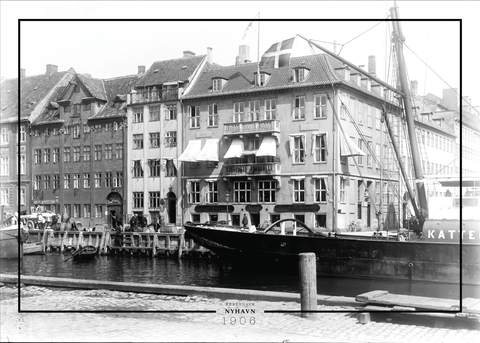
(184, 224, 480, 285)
(0, 225, 22, 259)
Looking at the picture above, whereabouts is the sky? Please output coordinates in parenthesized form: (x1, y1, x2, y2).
(1, 1, 478, 109)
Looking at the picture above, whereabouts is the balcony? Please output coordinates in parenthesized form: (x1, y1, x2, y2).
(129, 89, 178, 104)
(224, 119, 281, 136)
(223, 161, 281, 177)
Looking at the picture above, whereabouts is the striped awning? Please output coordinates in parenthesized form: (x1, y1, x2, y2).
(196, 139, 219, 162)
(256, 136, 277, 157)
(224, 138, 244, 159)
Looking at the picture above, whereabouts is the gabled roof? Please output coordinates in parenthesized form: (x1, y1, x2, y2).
(182, 54, 386, 101)
(77, 74, 107, 101)
(135, 55, 206, 88)
(90, 74, 140, 120)
(0, 71, 71, 122)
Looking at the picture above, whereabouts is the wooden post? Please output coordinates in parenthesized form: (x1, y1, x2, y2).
(42, 230, 49, 253)
(99, 231, 106, 254)
(299, 252, 317, 318)
(95, 234, 99, 248)
(280, 221, 285, 235)
(178, 234, 185, 259)
(77, 232, 83, 249)
(152, 233, 158, 258)
(60, 232, 66, 253)
(104, 232, 111, 253)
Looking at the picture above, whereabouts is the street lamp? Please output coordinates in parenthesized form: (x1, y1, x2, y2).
(225, 192, 230, 223)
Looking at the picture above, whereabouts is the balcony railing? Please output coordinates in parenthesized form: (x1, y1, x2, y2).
(129, 89, 178, 104)
(223, 162, 281, 177)
(224, 119, 281, 135)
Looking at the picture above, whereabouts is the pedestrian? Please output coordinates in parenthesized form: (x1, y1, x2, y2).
(110, 211, 118, 229)
(141, 214, 148, 228)
(51, 213, 58, 230)
(242, 214, 249, 229)
(37, 213, 46, 231)
(129, 213, 138, 231)
(152, 217, 161, 232)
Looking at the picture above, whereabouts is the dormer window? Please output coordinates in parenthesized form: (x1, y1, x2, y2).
(212, 78, 226, 92)
(254, 72, 270, 86)
(335, 66, 350, 82)
(293, 67, 309, 82)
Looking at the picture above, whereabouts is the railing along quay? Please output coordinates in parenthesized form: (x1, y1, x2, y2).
(27, 229, 214, 259)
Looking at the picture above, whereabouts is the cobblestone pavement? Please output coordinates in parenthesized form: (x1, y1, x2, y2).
(1, 285, 479, 342)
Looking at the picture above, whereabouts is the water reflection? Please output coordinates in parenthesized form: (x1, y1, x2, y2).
(1, 254, 478, 300)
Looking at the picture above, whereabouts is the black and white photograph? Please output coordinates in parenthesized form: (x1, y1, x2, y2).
(1, 1, 479, 342)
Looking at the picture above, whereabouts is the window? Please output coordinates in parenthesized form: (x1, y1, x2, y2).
(19, 155, 26, 175)
(20, 188, 26, 205)
(0, 156, 8, 175)
(133, 192, 144, 208)
(83, 173, 90, 188)
(94, 145, 102, 160)
(35, 149, 42, 164)
(340, 178, 346, 203)
(64, 147, 70, 162)
(165, 131, 177, 147)
(367, 105, 373, 128)
(212, 79, 222, 92)
(367, 141, 373, 167)
(133, 135, 143, 149)
(133, 160, 144, 178)
(314, 94, 327, 119)
(357, 139, 363, 166)
(149, 192, 161, 208)
(264, 99, 276, 120)
(43, 148, 50, 164)
(189, 181, 201, 204)
(149, 159, 161, 177)
(208, 104, 218, 126)
(1, 128, 8, 144)
(105, 123, 113, 132)
(233, 102, 244, 122)
(375, 181, 381, 204)
(314, 134, 327, 163)
(73, 124, 81, 138)
(43, 175, 50, 189)
(95, 205, 103, 218)
(149, 132, 160, 148)
(375, 108, 381, 130)
(95, 173, 102, 188)
(83, 125, 90, 134)
(115, 143, 122, 159)
(64, 105, 71, 114)
(294, 68, 308, 82)
(375, 143, 381, 168)
(293, 179, 305, 203)
(293, 96, 305, 120)
(167, 105, 177, 120)
(94, 124, 101, 132)
(234, 181, 251, 203)
(73, 204, 81, 218)
(83, 146, 91, 161)
(83, 204, 91, 218)
(64, 174, 71, 189)
(258, 180, 276, 203)
(149, 106, 160, 121)
(20, 126, 26, 142)
(52, 148, 59, 164)
(314, 178, 327, 203)
(248, 100, 260, 121)
(358, 101, 365, 125)
(255, 73, 269, 86)
(133, 108, 143, 123)
(73, 147, 80, 162)
(189, 106, 200, 128)
(105, 172, 112, 188)
(53, 175, 59, 189)
(113, 172, 123, 187)
(0, 189, 8, 206)
(34, 175, 41, 190)
(292, 135, 305, 163)
(206, 181, 218, 203)
(83, 103, 91, 112)
(73, 174, 80, 189)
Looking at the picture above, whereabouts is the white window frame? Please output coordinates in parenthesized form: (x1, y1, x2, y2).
(133, 192, 144, 208)
(314, 94, 327, 119)
(190, 181, 201, 204)
(83, 204, 91, 218)
(95, 173, 102, 188)
(20, 126, 26, 142)
(1, 128, 8, 144)
(248, 100, 260, 121)
(314, 133, 327, 163)
(314, 178, 327, 203)
(233, 102, 244, 122)
(293, 96, 306, 120)
(149, 132, 160, 148)
(20, 154, 26, 175)
(340, 178, 346, 203)
(149, 106, 160, 121)
(43, 175, 50, 189)
(73, 174, 81, 189)
(258, 180, 276, 203)
(133, 135, 143, 150)
(0, 189, 9, 206)
(64, 174, 71, 189)
(208, 103, 218, 127)
(293, 179, 305, 203)
(234, 181, 251, 203)
(0, 156, 8, 175)
(20, 187, 26, 205)
(133, 108, 144, 123)
(292, 135, 305, 164)
(206, 181, 218, 204)
(264, 99, 276, 120)
(164, 131, 177, 147)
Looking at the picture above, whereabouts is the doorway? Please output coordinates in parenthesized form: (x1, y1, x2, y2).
(167, 192, 176, 224)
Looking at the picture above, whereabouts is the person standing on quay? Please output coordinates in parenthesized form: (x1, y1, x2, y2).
(242, 214, 249, 229)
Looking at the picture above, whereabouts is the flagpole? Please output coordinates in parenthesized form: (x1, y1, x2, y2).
(257, 12, 260, 85)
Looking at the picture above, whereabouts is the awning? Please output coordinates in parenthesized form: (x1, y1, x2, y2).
(340, 133, 365, 157)
(196, 139, 219, 162)
(242, 150, 258, 156)
(224, 138, 244, 159)
(178, 140, 202, 162)
(256, 136, 277, 157)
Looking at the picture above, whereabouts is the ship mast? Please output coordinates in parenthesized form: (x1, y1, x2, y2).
(390, 4, 428, 224)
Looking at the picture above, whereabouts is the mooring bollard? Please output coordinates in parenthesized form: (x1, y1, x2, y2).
(299, 252, 317, 318)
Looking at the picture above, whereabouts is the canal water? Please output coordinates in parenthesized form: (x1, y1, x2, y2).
(1, 254, 478, 300)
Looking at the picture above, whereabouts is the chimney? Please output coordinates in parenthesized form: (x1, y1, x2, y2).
(46, 64, 58, 74)
(442, 88, 459, 111)
(20, 69, 26, 78)
(235, 45, 250, 66)
(206, 47, 213, 64)
(183, 50, 195, 58)
(138, 65, 145, 75)
(410, 80, 418, 96)
(368, 55, 376, 76)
